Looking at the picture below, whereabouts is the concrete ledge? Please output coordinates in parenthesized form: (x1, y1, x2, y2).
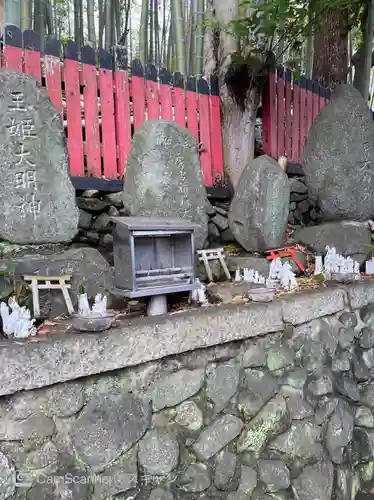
(0, 302, 283, 397)
(281, 288, 345, 325)
(345, 281, 374, 309)
(0, 283, 370, 397)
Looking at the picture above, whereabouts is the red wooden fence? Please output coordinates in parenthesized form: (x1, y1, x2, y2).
(262, 65, 331, 163)
(1, 25, 224, 187)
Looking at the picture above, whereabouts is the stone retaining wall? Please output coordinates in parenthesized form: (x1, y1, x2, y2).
(2, 283, 374, 500)
(75, 173, 316, 257)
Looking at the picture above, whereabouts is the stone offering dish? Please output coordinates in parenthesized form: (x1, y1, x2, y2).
(71, 312, 116, 332)
(248, 287, 276, 302)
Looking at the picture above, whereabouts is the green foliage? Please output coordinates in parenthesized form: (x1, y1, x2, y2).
(229, 0, 364, 65)
(78, 280, 86, 295)
(0, 260, 30, 306)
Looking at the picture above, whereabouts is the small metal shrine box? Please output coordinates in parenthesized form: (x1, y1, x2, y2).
(110, 216, 199, 298)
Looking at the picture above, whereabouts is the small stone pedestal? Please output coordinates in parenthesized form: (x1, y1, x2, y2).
(147, 295, 168, 316)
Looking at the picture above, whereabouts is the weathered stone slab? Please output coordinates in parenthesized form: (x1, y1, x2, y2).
(291, 461, 334, 500)
(122, 120, 208, 249)
(228, 155, 290, 251)
(192, 414, 243, 460)
(0, 301, 283, 397)
(225, 255, 270, 276)
(293, 221, 371, 265)
(150, 369, 204, 411)
(238, 394, 289, 456)
(206, 364, 239, 412)
(302, 84, 374, 221)
(282, 289, 345, 325)
(93, 450, 138, 499)
(0, 70, 78, 243)
(138, 429, 179, 475)
(71, 393, 151, 472)
(346, 281, 374, 309)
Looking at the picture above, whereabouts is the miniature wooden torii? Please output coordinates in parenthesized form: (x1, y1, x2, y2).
(196, 248, 231, 282)
(23, 275, 74, 318)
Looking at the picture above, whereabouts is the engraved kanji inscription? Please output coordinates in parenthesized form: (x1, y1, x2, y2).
(16, 194, 41, 219)
(15, 144, 36, 167)
(9, 91, 27, 112)
(14, 170, 37, 190)
(7, 118, 36, 140)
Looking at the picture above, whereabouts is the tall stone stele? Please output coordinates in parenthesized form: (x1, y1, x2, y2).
(0, 70, 79, 244)
(302, 84, 374, 221)
(228, 155, 290, 252)
(122, 120, 208, 249)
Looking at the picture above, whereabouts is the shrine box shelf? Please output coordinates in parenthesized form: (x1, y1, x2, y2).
(110, 216, 199, 298)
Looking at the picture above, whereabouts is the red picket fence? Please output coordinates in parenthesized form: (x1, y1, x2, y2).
(1, 25, 224, 187)
(262, 65, 331, 163)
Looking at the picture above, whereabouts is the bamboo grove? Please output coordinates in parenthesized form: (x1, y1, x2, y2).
(5, 0, 205, 74)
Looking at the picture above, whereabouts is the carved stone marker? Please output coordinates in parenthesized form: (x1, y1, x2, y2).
(122, 120, 208, 249)
(228, 155, 290, 252)
(0, 70, 78, 243)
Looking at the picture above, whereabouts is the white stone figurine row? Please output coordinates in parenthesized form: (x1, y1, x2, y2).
(78, 293, 108, 316)
(314, 246, 360, 279)
(0, 297, 36, 339)
(190, 278, 208, 305)
(234, 268, 266, 284)
(269, 258, 298, 291)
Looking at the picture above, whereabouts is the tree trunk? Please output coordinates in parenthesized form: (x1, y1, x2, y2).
(313, 8, 349, 86)
(353, 0, 374, 100)
(20, 0, 32, 30)
(204, 0, 260, 189)
(87, 0, 96, 45)
(304, 1, 314, 79)
(139, 0, 149, 62)
(104, 0, 113, 49)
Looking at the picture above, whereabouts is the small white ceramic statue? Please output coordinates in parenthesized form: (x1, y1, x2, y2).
(77, 292, 108, 316)
(269, 258, 284, 281)
(314, 255, 323, 275)
(91, 294, 108, 315)
(323, 246, 360, 280)
(267, 258, 297, 291)
(237, 268, 266, 284)
(234, 268, 242, 282)
(278, 261, 298, 290)
(78, 292, 91, 316)
(190, 278, 208, 305)
(366, 259, 374, 274)
(0, 297, 36, 338)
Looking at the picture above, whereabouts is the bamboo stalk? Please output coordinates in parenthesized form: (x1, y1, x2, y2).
(194, 0, 204, 77)
(173, 0, 187, 75)
(87, 0, 96, 45)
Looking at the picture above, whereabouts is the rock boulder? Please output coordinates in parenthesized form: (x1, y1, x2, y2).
(228, 155, 290, 251)
(293, 221, 371, 265)
(0, 70, 78, 243)
(12, 247, 114, 318)
(122, 120, 208, 249)
(302, 84, 374, 221)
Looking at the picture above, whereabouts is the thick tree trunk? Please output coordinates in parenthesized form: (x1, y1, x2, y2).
(204, 0, 261, 190)
(353, 0, 374, 100)
(313, 8, 349, 87)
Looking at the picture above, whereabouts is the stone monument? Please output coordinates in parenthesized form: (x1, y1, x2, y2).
(303, 84, 374, 221)
(122, 120, 208, 249)
(0, 70, 79, 243)
(228, 155, 290, 252)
